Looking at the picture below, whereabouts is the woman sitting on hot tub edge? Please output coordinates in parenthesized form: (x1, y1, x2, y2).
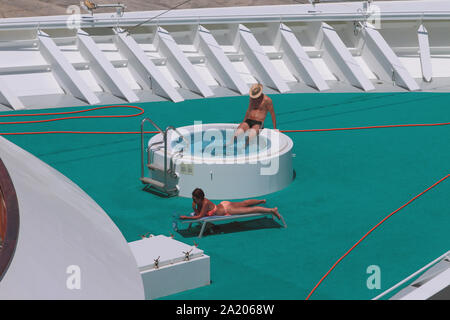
(179, 188, 281, 220)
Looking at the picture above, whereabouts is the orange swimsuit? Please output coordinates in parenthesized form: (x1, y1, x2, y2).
(206, 205, 217, 216)
(219, 201, 232, 216)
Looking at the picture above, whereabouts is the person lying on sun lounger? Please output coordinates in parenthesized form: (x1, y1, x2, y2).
(179, 188, 281, 220)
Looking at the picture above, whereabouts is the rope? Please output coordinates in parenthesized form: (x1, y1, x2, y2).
(305, 174, 450, 300)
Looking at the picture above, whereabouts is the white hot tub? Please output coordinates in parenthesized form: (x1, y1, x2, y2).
(147, 123, 293, 199)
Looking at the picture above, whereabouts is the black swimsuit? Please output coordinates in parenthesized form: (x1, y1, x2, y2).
(245, 118, 263, 128)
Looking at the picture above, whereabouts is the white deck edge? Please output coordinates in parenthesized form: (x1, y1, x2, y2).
(156, 26, 214, 98)
(321, 22, 374, 91)
(418, 24, 433, 83)
(373, 251, 450, 300)
(278, 23, 329, 92)
(38, 31, 100, 105)
(196, 25, 248, 95)
(400, 268, 450, 300)
(77, 29, 140, 102)
(114, 30, 184, 103)
(0, 78, 24, 110)
(362, 23, 420, 91)
(4, 2, 450, 30)
(236, 24, 290, 93)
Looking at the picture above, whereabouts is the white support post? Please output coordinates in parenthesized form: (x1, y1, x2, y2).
(321, 23, 374, 91)
(196, 25, 248, 95)
(114, 30, 184, 103)
(38, 31, 100, 105)
(0, 78, 24, 110)
(362, 23, 420, 91)
(77, 29, 139, 102)
(155, 26, 214, 98)
(236, 24, 290, 93)
(418, 24, 432, 83)
(278, 23, 329, 91)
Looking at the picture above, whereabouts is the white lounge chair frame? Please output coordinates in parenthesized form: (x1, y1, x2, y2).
(180, 212, 287, 238)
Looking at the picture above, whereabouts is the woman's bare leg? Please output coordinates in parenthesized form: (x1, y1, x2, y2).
(231, 199, 266, 207)
(227, 206, 280, 219)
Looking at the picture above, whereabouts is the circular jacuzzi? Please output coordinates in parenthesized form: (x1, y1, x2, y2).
(147, 123, 294, 199)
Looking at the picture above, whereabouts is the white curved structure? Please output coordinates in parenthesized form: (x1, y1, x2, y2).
(0, 137, 144, 299)
(3, 1, 450, 110)
(147, 123, 294, 199)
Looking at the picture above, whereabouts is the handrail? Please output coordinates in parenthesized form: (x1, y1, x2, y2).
(0, 158, 20, 282)
(140, 119, 187, 195)
(372, 250, 450, 300)
(164, 126, 189, 186)
(140, 117, 163, 179)
(165, 125, 189, 146)
(141, 117, 163, 134)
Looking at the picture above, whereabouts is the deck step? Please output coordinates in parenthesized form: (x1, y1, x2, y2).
(140, 177, 165, 189)
(147, 163, 165, 171)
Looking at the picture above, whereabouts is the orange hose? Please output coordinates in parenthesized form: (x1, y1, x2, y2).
(0, 105, 144, 124)
(305, 174, 450, 300)
(0, 105, 448, 135)
(0, 105, 160, 135)
(282, 122, 450, 133)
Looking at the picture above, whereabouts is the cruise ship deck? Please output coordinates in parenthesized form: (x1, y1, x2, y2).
(1, 0, 450, 300)
(1, 91, 448, 299)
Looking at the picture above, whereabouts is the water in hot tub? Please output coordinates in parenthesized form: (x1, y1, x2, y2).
(171, 129, 270, 157)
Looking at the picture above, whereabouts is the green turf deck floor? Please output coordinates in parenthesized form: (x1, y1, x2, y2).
(1, 91, 449, 299)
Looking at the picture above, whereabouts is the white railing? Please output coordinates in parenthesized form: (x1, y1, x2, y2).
(2, 10, 450, 31)
(373, 250, 450, 300)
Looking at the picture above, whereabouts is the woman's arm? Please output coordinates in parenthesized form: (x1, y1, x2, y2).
(192, 201, 200, 214)
(180, 199, 209, 219)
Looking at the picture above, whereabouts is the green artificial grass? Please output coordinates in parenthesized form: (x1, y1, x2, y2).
(2, 91, 449, 299)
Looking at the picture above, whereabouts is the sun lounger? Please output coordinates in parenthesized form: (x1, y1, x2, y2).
(177, 213, 287, 238)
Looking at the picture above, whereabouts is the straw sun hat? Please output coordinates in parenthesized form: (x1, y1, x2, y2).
(249, 83, 263, 99)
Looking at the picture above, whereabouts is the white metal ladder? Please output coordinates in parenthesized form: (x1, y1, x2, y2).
(140, 117, 187, 196)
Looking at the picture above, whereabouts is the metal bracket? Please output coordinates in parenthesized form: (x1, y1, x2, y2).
(183, 249, 193, 261)
(81, 1, 126, 17)
(140, 232, 150, 239)
(154, 256, 160, 269)
(353, 21, 364, 37)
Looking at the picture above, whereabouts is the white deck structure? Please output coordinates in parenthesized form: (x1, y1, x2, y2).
(130, 235, 210, 299)
(1, 0, 450, 110)
(0, 137, 144, 299)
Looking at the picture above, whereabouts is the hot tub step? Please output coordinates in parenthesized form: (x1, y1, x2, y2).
(147, 163, 178, 178)
(147, 163, 164, 171)
(140, 177, 165, 189)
